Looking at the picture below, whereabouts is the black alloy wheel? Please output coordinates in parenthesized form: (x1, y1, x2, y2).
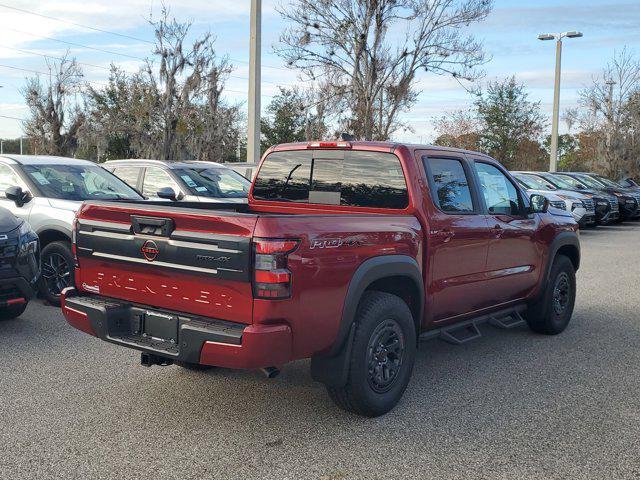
(366, 319, 405, 394)
(40, 241, 75, 306)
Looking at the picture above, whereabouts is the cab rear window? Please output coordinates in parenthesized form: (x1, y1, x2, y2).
(252, 150, 409, 209)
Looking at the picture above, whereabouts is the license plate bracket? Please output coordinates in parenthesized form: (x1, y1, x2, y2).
(143, 311, 178, 343)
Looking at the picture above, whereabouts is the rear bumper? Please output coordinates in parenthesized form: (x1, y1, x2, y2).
(0, 276, 37, 307)
(60, 288, 292, 369)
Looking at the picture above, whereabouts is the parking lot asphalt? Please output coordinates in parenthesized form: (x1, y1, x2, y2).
(1, 224, 640, 480)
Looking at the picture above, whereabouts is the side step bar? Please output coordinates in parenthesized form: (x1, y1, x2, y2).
(420, 306, 527, 345)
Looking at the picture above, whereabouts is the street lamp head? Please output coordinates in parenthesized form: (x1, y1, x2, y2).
(538, 34, 555, 41)
(565, 31, 583, 38)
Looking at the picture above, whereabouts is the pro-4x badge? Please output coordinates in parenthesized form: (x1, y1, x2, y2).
(141, 240, 159, 262)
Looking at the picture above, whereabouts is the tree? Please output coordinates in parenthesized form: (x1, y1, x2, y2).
(22, 53, 84, 156)
(261, 88, 307, 152)
(433, 108, 481, 151)
(148, 8, 234, 160)
(568, 48, 640, 177)
(260, 87, 329, 152)
(277, 0, 493, 141)
(543, 133, 578, 170)
(475, 76, 545, 168)
(79, 10, 242, 162)
(81, 66, 160, 160)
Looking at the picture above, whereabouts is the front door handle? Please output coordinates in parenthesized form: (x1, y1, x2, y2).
(491, 224, 504, 237)
(433, 229, 455, 242)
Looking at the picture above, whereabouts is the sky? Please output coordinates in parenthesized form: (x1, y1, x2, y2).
(0, 0, 639, 144)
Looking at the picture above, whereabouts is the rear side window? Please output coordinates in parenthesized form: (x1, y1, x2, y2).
(253, 150, 408, 209)
(424, 157, 474, 213)
(112, 166, 141, 189)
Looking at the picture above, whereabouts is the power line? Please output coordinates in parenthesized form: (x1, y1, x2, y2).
(4, 27, 147, 61)
(0, 114, 24, 121)
(0, 45, 111, 71)
(0, 3, 154, 45)
(0, 3, 290, 72)
(0, 63, 49, 76)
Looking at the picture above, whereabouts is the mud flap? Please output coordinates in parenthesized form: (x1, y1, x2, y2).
(310, 323, 356, 387)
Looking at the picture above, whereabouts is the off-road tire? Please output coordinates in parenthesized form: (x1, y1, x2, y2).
(0, 302, 28, 320)
(525, 254, 576, 335)
(327, 291, 417, 417)
(40, 241, 74, 306)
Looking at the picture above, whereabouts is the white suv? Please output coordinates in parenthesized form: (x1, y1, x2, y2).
(103, 159, 250, 203)
(0, 155, 143, 304)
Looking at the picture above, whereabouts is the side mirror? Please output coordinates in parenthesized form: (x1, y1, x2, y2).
(5, 186, 32, 207)
(529, 194, 549, 214)
(156, 187, 180, 201)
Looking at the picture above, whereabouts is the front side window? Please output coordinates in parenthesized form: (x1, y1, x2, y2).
(424, 157, 474, 213)
(253, 150, 409, 209)
(21, 164, 142, 201)
(0, 164, 23, 198)
(173, 167, 250, 199)
(475, 162, 521, 216)
(142, 168, 179, 198)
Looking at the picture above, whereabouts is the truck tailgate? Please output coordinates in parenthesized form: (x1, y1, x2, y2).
(74, 202, 257, 324)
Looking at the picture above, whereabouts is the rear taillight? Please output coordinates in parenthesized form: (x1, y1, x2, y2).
(253, 238, 299, 299)
(71, 217, 79, 268)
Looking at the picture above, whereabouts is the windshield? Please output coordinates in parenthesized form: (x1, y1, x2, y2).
(554, 174, 589, 190)
(515, 174, 557, 191)
(173, 167, 250, 199)
(574, 174, 606, 188)
(594, 176, 623, 188)
(23, 164, 142, 201)
(543, 174, 574, 190)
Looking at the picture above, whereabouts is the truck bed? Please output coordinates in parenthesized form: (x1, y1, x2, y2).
(74, 200, 422, 358)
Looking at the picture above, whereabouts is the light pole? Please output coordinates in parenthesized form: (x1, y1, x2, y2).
(538, 31, 583, 172)
(247, 0, 262, 164)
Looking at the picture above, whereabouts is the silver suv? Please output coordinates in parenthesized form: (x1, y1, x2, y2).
(103, 159, 250, 203)
(0, 155, 143, 304)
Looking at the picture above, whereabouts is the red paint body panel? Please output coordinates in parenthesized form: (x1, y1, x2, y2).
(76, 259, 254, 324)
(199, 324, 292, 369)
(75, 202, 258, 324)
(65, 141, 579, 370)
(251, 214, 422, 358)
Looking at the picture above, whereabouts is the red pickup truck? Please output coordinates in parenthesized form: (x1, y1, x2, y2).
(62, 141, 580, 416)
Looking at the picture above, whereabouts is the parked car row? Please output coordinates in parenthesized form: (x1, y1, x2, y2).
(512, 170, 640, 227)
(0, 155, 250, 306)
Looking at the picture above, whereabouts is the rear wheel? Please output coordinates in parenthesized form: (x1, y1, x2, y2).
(0, 302, 28, 320)
(525, 254, 576, 335)
(326, 291, 417, 417)
(40, 241, 74, 306)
